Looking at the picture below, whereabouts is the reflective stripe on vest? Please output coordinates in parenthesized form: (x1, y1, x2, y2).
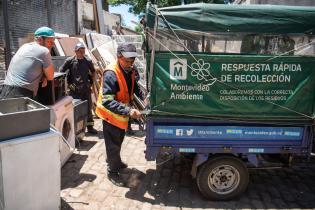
(95, 62, 135, 130)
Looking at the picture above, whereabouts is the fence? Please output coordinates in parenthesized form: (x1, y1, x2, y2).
(0, 0, 78, 79)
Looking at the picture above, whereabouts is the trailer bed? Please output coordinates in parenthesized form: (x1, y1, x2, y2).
(145, 116, 312, 160)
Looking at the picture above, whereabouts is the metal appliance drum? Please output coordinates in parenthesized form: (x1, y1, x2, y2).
(50, 96, 75, 166)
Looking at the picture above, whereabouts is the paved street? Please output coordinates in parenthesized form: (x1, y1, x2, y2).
(61, 119, 315, 210)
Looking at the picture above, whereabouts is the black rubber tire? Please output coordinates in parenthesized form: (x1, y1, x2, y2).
(196, 155, 249, 201)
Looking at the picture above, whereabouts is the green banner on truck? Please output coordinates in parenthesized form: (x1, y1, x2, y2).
(149, 53, 315, 120)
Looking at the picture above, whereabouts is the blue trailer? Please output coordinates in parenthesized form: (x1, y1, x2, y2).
(145, 117, 313, 200)
(145, 3, 315, 200)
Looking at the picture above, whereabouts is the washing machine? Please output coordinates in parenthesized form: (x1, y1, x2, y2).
(50, 96, 75, 166)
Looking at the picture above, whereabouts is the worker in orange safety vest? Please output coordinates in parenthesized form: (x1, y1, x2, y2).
(96, 43, 144, 186)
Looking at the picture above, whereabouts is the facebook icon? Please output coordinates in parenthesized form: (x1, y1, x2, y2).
(176, 129, 184, 136)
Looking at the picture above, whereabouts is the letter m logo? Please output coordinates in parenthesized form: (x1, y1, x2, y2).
(170, 59, 187, 80)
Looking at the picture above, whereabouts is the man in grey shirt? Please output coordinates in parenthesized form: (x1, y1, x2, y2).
(0, 26, 55, 99)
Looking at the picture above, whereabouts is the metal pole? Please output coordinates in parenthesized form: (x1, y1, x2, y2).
(46, 0, 52, 27)
(148, 5, 158, 93)
(92, 0, 100, 33)
(74, 0, 79, 34)
(202, 35, 205, 52)
(96, 0, 106, 34)
(3, 0, 12, 68)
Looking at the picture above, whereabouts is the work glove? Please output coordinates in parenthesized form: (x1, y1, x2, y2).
(69, 84, 76, 92)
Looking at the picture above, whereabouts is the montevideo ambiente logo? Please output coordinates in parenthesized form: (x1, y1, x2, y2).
(170, 58, 187, 80)
(170, 58, 217, 85)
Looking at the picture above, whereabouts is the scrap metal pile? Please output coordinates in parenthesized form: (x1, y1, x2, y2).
(52, 32, 147, 124)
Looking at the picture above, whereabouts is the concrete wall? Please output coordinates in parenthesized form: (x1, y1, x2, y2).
(104, 11, 120, 32)
(79, 1, 121, 35)
(82, 1, 95, 21)
(50, 0, 77, 35)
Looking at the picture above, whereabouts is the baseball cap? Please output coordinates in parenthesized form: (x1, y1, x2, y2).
(75, 42, 86, 51)
(34, 26, 56, 37)
(117, 43, 137, 58)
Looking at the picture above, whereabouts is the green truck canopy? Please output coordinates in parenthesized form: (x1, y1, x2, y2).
(147, 3, 315, 34)
(147, 3, 315, 122)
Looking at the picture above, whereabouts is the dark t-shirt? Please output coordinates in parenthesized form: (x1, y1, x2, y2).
(60, 56, 95, 88)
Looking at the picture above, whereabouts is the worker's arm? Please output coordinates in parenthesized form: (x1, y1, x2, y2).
(42, 51, 54, 81)
(87, 58, 96, 73)
(43, 64, 54, 80)
(41, 64, 54, 87)
(87, 58, 96, 85)
(59, 57, 72, 73)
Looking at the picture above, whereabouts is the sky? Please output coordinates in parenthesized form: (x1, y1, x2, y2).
(109, 4, 139, 29)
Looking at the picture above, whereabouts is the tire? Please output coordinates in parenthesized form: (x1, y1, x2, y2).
(196, 155, 249, 201)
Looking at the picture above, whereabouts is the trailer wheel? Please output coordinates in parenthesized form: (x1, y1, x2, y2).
(196, 155, 249, 200)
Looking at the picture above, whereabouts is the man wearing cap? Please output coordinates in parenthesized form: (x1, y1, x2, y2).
(0, 26, 55, 99)
(95, 43, 143, 186)
(60, 42, 97, 134)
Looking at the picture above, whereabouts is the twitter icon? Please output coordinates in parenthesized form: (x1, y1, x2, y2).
(186, 129, 194, 136)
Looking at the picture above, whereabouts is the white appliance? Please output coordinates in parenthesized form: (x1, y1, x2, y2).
(0, 130, 60, 210)
(50, 96, 75, 166)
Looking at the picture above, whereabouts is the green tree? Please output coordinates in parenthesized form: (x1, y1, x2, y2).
(134, 24, 141, 32)
(108, 0, 226, 14)
(103, 0, 109, 11)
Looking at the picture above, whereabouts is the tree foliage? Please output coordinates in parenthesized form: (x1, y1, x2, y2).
(108, 0, 226, 15)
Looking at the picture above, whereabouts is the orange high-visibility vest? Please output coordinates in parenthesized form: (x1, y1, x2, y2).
(95, 62, 135, 130)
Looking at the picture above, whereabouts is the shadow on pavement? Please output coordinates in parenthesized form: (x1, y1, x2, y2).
(125, 129, 146, 138)
(61, 138, 98, 209)
(123, 156, 315, 209)
(84, 131, 100, 138)
(60, 198, 75, 210)
(61, 137, 98, 189)
(61, 153, 97, 190)
(126, 121, 146, 138)
(75, 138, 97, 151)
(60, 198, 90, 210)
